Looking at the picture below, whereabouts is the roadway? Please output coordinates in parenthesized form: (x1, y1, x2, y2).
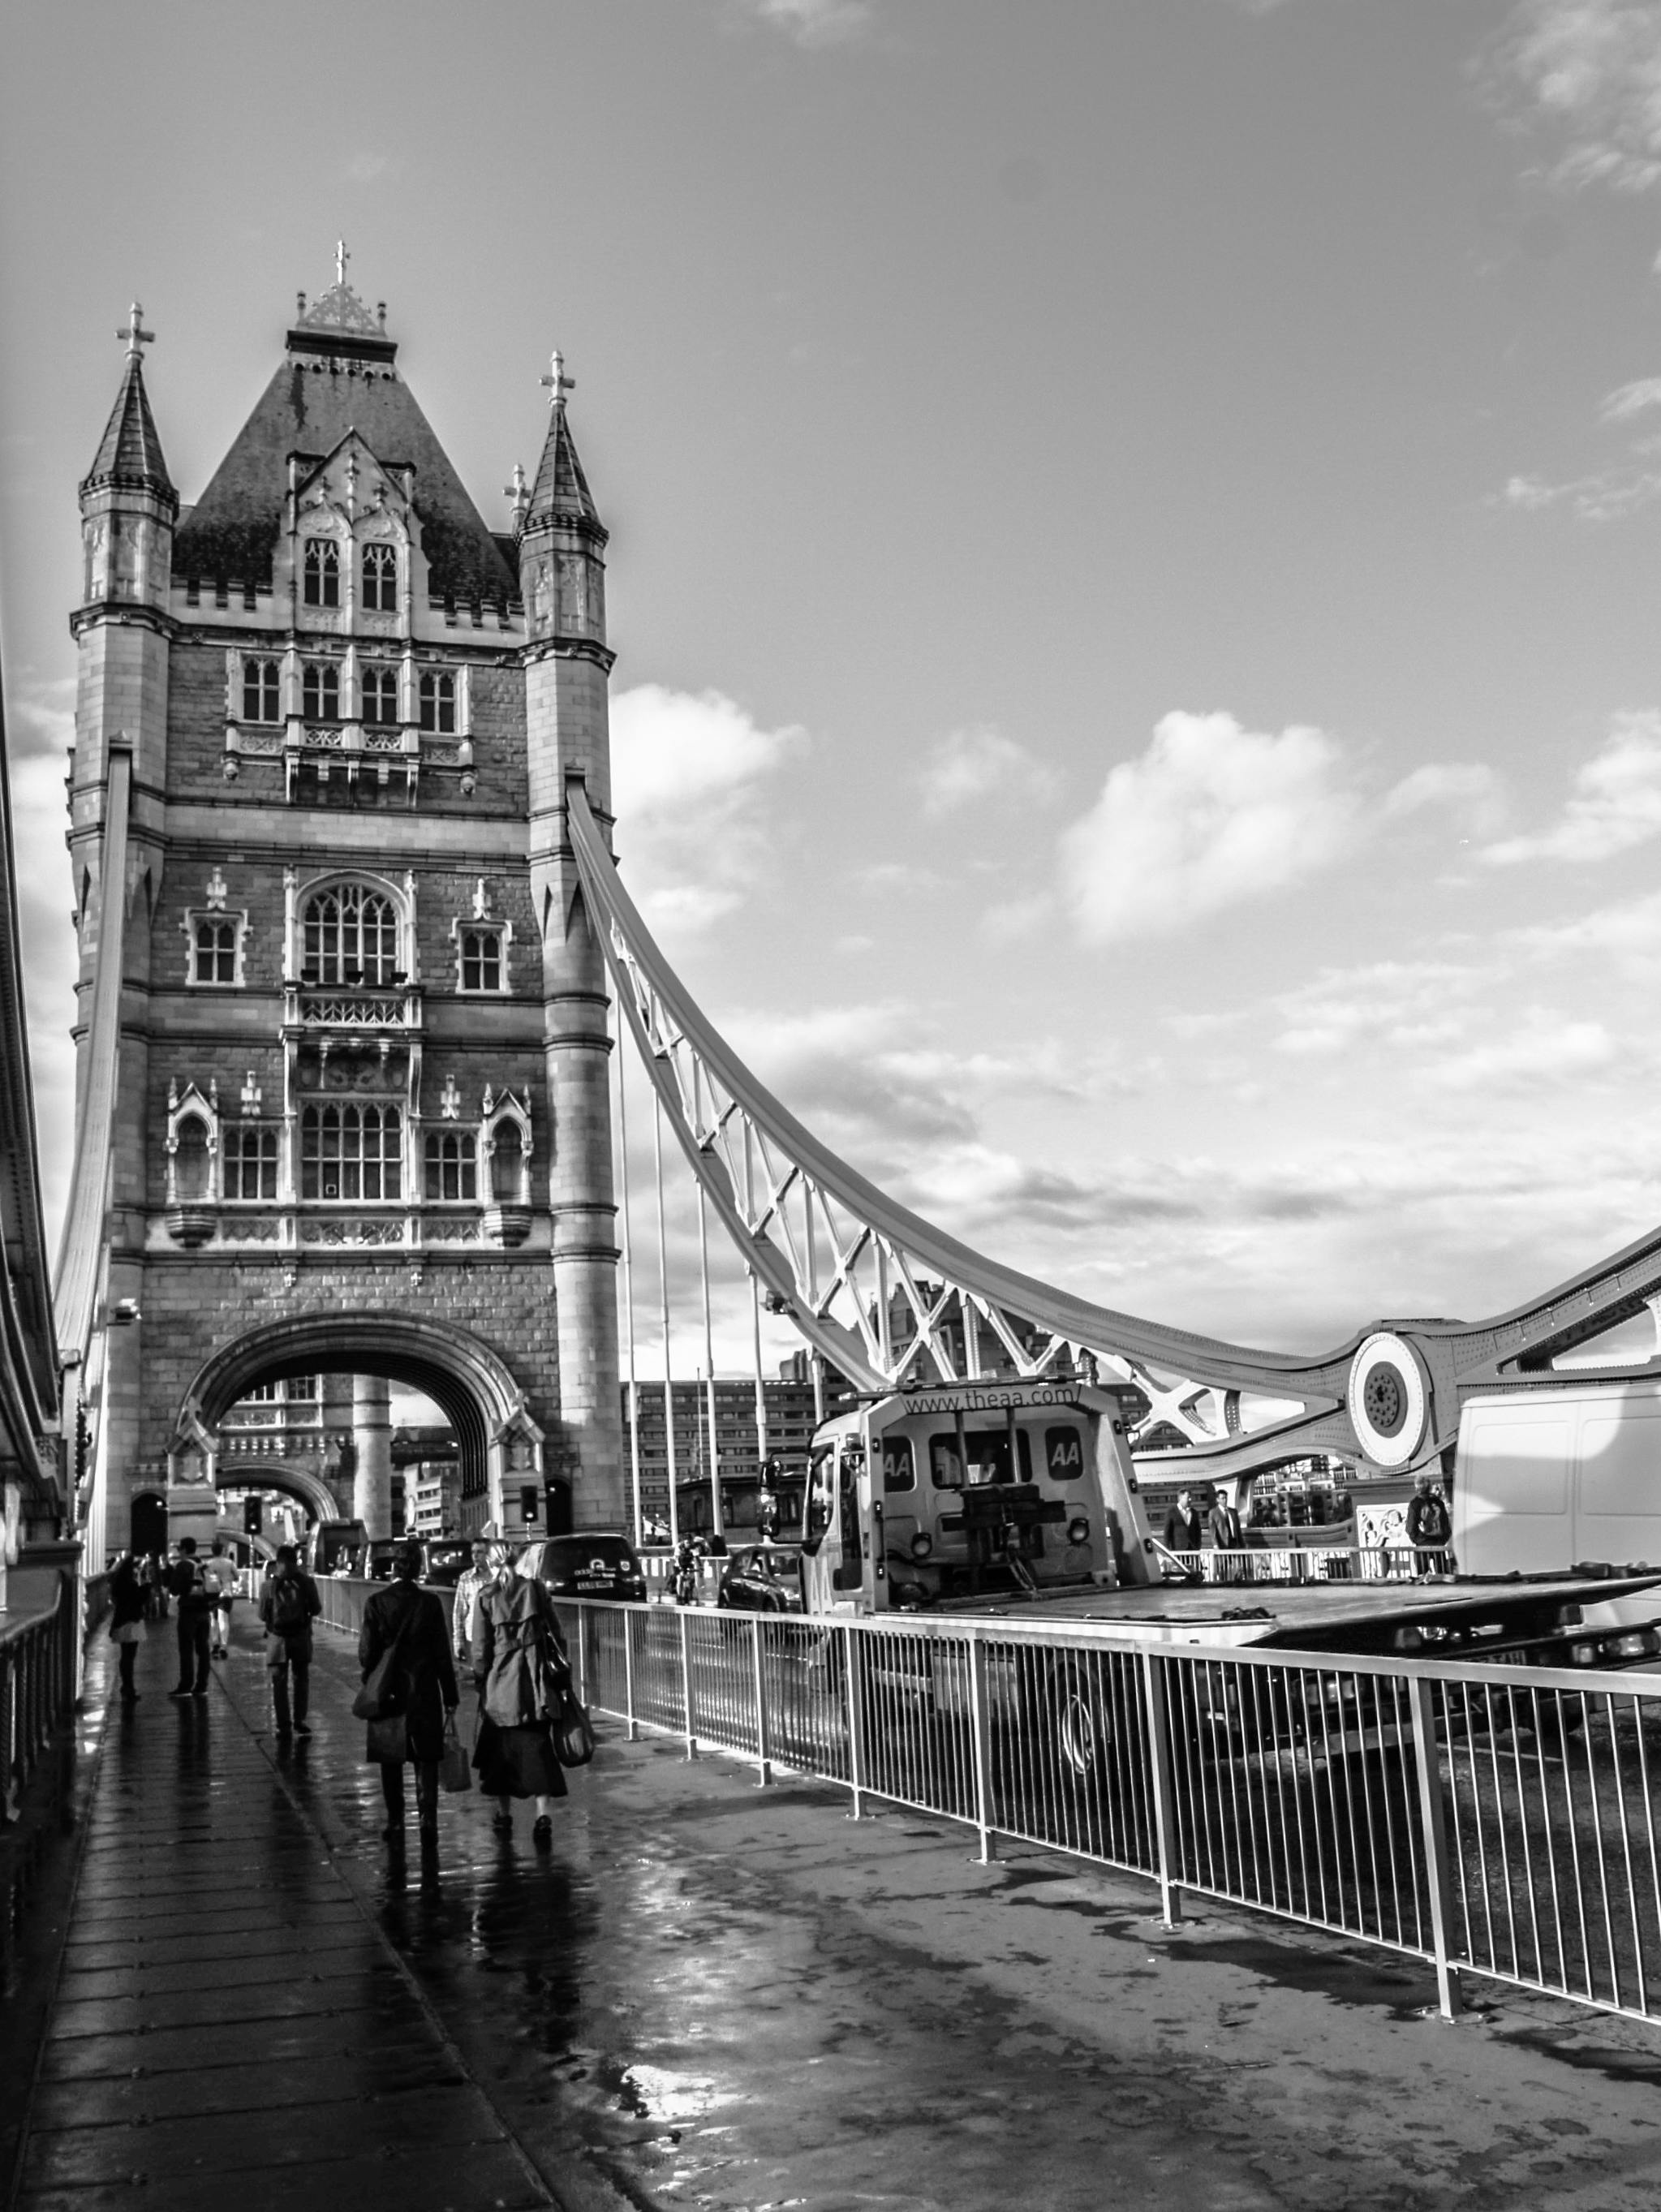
(9, 1608, 1661, 2210)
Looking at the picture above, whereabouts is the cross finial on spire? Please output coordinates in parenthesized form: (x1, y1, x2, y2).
(503, 461, 530, 523)
(335, 239, 350, 286)
(118, 301, 154, 360)
(540, 349, 576, 407)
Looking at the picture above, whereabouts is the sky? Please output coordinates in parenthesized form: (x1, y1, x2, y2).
(9, 0, 1661, 1384)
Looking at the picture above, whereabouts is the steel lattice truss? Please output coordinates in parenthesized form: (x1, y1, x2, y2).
(568, 785, 1349, 1461)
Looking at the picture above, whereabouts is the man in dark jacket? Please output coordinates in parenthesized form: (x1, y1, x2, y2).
(1208, 1489, 1250, 1584)
(167, 1537, 213, 1698)
(260, 1543, 322, 1738)
(1162, 1489, 1204, 1555)
(1405, 1478, 1452, 1572)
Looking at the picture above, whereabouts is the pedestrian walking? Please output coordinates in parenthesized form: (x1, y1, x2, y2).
(471, 1560, 569, 1844)
(359, 1538, 458, 1844)
(260, 1543, 321, 1738)
(166, 1537, 212, 1697)
(108, 1550, 145, 1702)
(450, 1539, 493, 1669)
(202, 1538, 236, 1657)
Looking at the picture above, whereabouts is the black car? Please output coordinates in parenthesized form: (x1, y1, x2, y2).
(716, 1545, 805, 1615)
(521, 1532, 648, 1603)
(423, 1539, 476, 1589)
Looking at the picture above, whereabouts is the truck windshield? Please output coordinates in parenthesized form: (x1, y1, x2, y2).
(930, 1429, 1032, 1487)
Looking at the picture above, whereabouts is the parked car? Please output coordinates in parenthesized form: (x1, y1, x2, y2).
(716, 1544, 805, 1615)
(422, 1539, 475, 1588)
(519, 1531, 648, 1603)
(364, 1535, 426, 1582)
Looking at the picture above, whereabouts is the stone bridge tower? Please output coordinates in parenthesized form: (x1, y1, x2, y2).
(67, 268, 622, 1547)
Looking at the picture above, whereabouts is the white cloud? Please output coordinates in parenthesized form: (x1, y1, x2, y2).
(1428, 1009, 1620, 1092)
(1383, 760, 1503, 828)
(1480, 713, 1661, 865)
(1057, 711, 1359, 945)
(1507, 884, 1661, 968)
(1601, 374, 1661, 421)
(917, 726, 1060, 819)
(1497, 0, 1661, 192)
(609, 684, 806, 937)
(737, 0, 876, 45)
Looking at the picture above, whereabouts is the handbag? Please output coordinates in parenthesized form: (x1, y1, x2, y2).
(439, 1711, 472, 1793)
(551, 1684, 596, 1768)
(352, 1592, 420, 1720)
(366, 1712, 407, 1762)
(110, 1620, 143, 1646)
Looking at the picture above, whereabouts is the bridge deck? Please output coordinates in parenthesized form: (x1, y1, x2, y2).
(10, 1610, 1661, 2210)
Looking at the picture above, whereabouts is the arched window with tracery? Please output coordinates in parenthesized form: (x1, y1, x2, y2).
(301, 1104, 402, 1202)
(424, 1130, 477, 1202)
(302, 884, 399, 986)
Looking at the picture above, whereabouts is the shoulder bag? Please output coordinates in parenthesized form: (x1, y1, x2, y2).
(351, 1590, 420, 1721)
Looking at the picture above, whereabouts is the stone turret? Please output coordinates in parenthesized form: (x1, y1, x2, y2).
(519, 355, 622, 1528)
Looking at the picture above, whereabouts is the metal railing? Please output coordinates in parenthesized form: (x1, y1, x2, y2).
(553, 1596, 1661, 2028)
(0, 1582, 76, 1823)
(1156, 1545, 1457, 1584)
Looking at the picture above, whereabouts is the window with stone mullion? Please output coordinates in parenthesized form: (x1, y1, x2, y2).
(300, 1103, 402, 1203)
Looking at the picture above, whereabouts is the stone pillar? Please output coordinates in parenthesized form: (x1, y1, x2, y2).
(352, 1374, 393, 1538)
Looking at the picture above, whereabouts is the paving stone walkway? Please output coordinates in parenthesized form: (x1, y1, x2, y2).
(11, 1620, 556, 2212)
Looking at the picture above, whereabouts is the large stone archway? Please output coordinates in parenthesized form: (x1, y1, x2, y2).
(213, 1457, 340, 1526)
(172, 1311, 543, 1532)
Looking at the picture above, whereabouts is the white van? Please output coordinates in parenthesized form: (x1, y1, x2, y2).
(1456, 1382, 1661, 1576)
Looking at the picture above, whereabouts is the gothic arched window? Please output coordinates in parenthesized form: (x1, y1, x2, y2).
(362, 665, 399, 725)
(362, 543, 398, 612)
(302, 884, 399, 987)
(459, 928, 501, 992)
(191, 918, 237, 984)
(303, 538, 340, 609)
(300, 1103, 402, 1202)
(301, 662, 340, 721)
(424, 1130, 477, 1202)
(418, 672, 456, 734)
(242, 658, 281, 723)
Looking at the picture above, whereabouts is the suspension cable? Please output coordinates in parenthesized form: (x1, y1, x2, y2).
(613, 994, 644, 1549)
(698, 1181, 723, 1545)
(653, 1088, 679, 1550)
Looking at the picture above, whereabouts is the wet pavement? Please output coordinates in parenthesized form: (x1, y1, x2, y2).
(14, 1607, 1661, 2210)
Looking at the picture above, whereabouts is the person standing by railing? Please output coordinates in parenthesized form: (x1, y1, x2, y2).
(1208, 1489, 1250, 1585)
(1163, 1490, 1203, 1558)
(1405, 1476, 1453, 1575)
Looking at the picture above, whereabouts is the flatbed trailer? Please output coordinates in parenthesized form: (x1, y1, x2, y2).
(795, 1380, 1661, 1672)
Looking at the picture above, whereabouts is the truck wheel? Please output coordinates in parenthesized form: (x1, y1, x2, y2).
(1044, 1650, 1117, 1788)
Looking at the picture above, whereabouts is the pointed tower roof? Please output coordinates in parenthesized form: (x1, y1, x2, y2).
(81, 308, 174, 506)
(524, 352, 605, 540)
(173, 259, 516, 601)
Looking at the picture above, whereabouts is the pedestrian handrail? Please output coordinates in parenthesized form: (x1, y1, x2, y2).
(0, 1580, 73, 1823)
(1155, 1544, 1457, 1584)
(552, 1593, 1661, 2029)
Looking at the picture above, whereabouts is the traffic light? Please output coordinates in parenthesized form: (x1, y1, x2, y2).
(243, 1495, 263, 1536)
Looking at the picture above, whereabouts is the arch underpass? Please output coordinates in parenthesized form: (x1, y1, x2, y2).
(177, 1312, 540, 1515)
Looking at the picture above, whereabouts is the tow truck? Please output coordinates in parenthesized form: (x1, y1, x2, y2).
(793, 1376, 1661, 1668)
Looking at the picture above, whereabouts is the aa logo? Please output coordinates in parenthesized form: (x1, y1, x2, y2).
(1048, 1431, 1082, 1476)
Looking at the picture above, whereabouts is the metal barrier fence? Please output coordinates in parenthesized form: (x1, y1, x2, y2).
(554, 1598, 1661, 2029)
(1158, 1546, 1456, 1584)
(0, 1582, 76, 1823)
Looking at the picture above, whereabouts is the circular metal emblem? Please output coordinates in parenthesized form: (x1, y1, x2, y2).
(1347, 1332, 1427, 1469)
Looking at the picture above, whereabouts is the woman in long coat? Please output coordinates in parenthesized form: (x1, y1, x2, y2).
(471, 1558, 567, 1842)
(108, 1551, 146, 1702)
(359, 1539, 459, 1840)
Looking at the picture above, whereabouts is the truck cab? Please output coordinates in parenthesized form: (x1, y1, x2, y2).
(798, 1379, 1154, 1616)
